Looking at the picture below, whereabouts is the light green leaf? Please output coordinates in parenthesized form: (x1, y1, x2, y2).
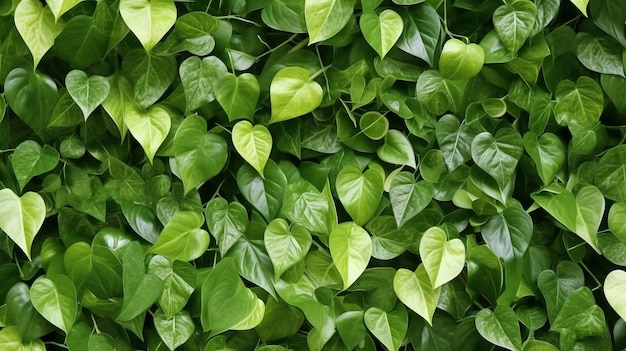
(30, 275, 77, 334)
(119, 0, 176, 52)
(475, 305, 523, 351)
(174, 115, 228, 195)
(364, 304, 408, 351)
(46, 0, 83, 21)
(205, 198, 247, 256)
(554, 76, 604, 127)
(570, 0, 589, 16)
(261, 0, 307, 33)
(264, 218, 312, 280)
(471, 128, 523, 188)
(232, 121, 272, 177)
(523, 132, 566, 186)
(270, 67, 323, 123)
(102, 74, 133, 139)
(604, 270, 626, 323)
(149, 211, 210, 262)
(359, 111, 388, 140)
(377, 130, 417, 169)
(216, 73, 260, 122)
(14, 0, 65, 68)
(124, 104, 170, 163)
(439, 39, 485, 80)
(336, 165, 384, 226)
(329, 222, 372, 289)
(393, 265, 440, 326)
(154, 310, 194, 351)
(11, 140, 59, 191)
(282, 181, 331, 235)
(389, 172, 433, 227)
(304, 0, 353, 43)
(0, 326, 45, 351)
(493, 0, 537, 54)
(65, 70, 110, 120)
(419, 227, 465, 288)
(0, 189, 45, 260)
(360, 9, 404, 59)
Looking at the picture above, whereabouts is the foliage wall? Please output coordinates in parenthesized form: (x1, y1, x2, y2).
(1, 0, 626, 350)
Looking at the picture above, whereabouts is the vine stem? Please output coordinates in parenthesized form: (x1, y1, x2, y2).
(45, 341, 69, 349)
(256, 33, 299, 61)
(214, 15, 262, 27)
(314, 46, 332, 98)
(441, 0, 470, 44)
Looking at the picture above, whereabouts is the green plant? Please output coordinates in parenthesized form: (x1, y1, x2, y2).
(0, 0, 626, 350)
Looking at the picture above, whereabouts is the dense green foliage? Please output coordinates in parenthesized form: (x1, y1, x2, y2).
(0, 0, 626, 350)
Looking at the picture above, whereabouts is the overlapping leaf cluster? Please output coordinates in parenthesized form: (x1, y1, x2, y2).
(0, 0, 626, 350)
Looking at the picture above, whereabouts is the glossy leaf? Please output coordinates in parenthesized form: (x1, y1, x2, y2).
(360, 9, 403, 59)
(154, 310, 194, 351)
(0, 189, 45, 260)
(269, 67, 323, 123)
(304, 0, 353, 43)
(393, 265, 440, 326)
(336, 165, 384, 226)
(65, 70, 110, 120)
(118, 242, 163, 321)
(389, 172, 433, 227)
(205, 198, 247, 256)
(523, 132, 566, 186)
(216, 73, 260, 122)
(232, 121, 272, 177)
(554, 76, 604, 127)
(471, 128, 523, 188)
(30, 274, 77, 334)
(120, 0, 176, 52)
(11, 140, 59, 191)
(329, 222, 372, 289)
(419, 227, 465, 288)
(475, 305, 523, 351)
(124, 104, 171, 163)
(14, 0, 65, 67)
(265, 218, 311, 280)
(149, 211, 210, 262)
(439, 39, 485, 80)
(493, 1, 537, 54)
(364, 304, 408, 351)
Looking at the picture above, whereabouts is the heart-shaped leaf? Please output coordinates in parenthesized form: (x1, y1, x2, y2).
(304, 0, 353, 43)
(148, 255, 196, 319)
(595, 145, 626, 202)
(269, 67, 323, 123)
(359, 111, 388, 140)
(205, 198, 248, 256)
(471, 128, 523, 188)
(551, 287, 605, 338)
(154, 310, 195, 351)
(102, 74, 132, 140)
(537, 261, 585, 322)
(397, 4, 441, 65)
(179, 56, 226, 112)
(232, 121, 272, 177)
(237, 161, 287, 222)
(482, 207, 533, 262)
(118, 242, 163, 321)
(336, 165, 384, 226)
(216, 73, 260, 122)
(65, 70, 110, 120)
(435, 114, 477, 172)
(419, 227, 465, 288)
(475, 305, 523, 351)
(439, 39, 485, 79)
(493, 0, 537, 54)
(604, 270, 626, 323)
(149, 211, 210, 262)
(0, 326, 45, 351)
(119, 0, 176, 52)
(14, 0, 65, 68)
(523, 132, 566, 186)
(364, 304, 408, 351)
(265, 218, 312, 280)
(0, 189, 46, 260)
(329, 222, 372, 290)
(389, 172, 434, 227)
(554, 76, 603, 128)
(124, 104, 170, 163)
(7, 283, 54, 342)
(30, 275, 78, 334)
(377, 130, 417, 169)
(11, 140, 59, 191)
(360, 9, 404, 59)
(46, 0, 83, 21)
(393, 265, 440, 325)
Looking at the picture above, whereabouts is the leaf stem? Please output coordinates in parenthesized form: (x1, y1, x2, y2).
(214, 15, 262, 27)
(256, 33, 299, 61)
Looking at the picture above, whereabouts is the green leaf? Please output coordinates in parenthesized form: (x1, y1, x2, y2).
(11, 140, 59, 191)
(329, 222, 372, 289)
(65, 70, 110, 120)
(368, 216, 416, 259)
(174, 115, 228, 195)
(377, 130, 417, 169)
(205, 198, 247, 256)
(7, 283, 54, 342)
(0, 326, 45, 351)
(46, 0, 83, 21)
(118, 241, 163, 321)
(122, 49, 176, 108)
(482, 207, 533, 262)
(523, 132, 566, 186)
(493, 0, 537, 54)
(0, 189, 45, 260)
(591, 0, 626, 46)
(336, 165, 384, 226)
(265, 218, 312, 280)
(201, 257, 265, 335)
(29, 274, 77, 334)
(397, 4, 440, 65)
(216, 73, 260, 122)
(475, 305, 523, 351)
(269, 67, 323, 123)
(359, 111, 388, 140)
(604, 270, 626, 323)
(360, 9, 403, 59)
(102, 74, 133, 139)
(439, 39, 485, 80)
(419, 227, 465, 288)
(389, 172, 433, 227)
(601, 75, 626, 115)
(364, 304, 408, 351)
(393, 265, 440, 326)
(120, 0, 176, 52)
(14, 0, 65, 67)
(261, 0, 307, 33)
(149, 211, 210, 262)
(148, 255, 195, 319)
(237, 161, 287, 222)
(283, 181, 331, 235)
(471, 128, 524, 188)
(232, 121, 272, 177)
(154, 310, 194, 351)
(576, 32, 625, 77)
(554, 76, 604, 127)
(551, 287, 605, 338)
(570, 0, 589, 16)
(436, 115, 476, 172)
(124, 104, 170, 162)
(537, 261, 584, 322)
(179, 56, 226, 112)
(595, 145, 626, 202)
(304, 0, 353, 43)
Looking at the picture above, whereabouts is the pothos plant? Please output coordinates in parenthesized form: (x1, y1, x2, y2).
(0, 0, 625, 350)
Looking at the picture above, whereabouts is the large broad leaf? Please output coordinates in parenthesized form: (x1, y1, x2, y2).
(118, 242, 163, 321)
(154, 310, 194, 351)
(29, 274, 77, 334)
(122, 49, 176, 108)
(201, 257, 265, 335)
(604, 270, 626, 323)
(397, 4, 440, 65)
(419, 227, 465, 288)
(336, 165, 384, 226)
(304, 0, 353, 43)
(226, 233, 277, 298)
(283, 181, 331, 235)
(576, 32, 625, 77)
(360, 9, 403, 59)
(329, 222, 372, 289)
(482, 207, 533, 262)
(232, 121, 272, 177)
(0, 326, 45, 351)
(471, 128, 523, 188)
(595, 145, 626, 202)
(124, 104, 171, 162)
(205, 198, 248, 256)
(14, 0, 65, 67)
(237, 161, 287, 222)
(551, 287, 605, 338)
(367, 216, 416, 260)
(216, 73, 260, 122)
(11, 140, 59, 191)
(336, 311, 367, 351)
(179, 56, 226, 112)
(65, 70, 110, 120)
(493, 0, 537, 54)
(554, 76, 604, 127)
(0, 189, 45, 260)
(537, 261, 584, 322)
(119, 0, 176, 52)
(149, 211, 210, 262)
(275, 274, 330, 330)
(523, 132, 566, 186)
(364, 304, 408, 351)
(389, 172, 433, 227)
(173, 115, 228, 195)
(475, 305, 523, 351)
(264, 218, 311, 280)
(7, 283, 54, 342)
(269, 67, 323, 123)
(439, 39, 485, 80)
(393, 265, 440, 326)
